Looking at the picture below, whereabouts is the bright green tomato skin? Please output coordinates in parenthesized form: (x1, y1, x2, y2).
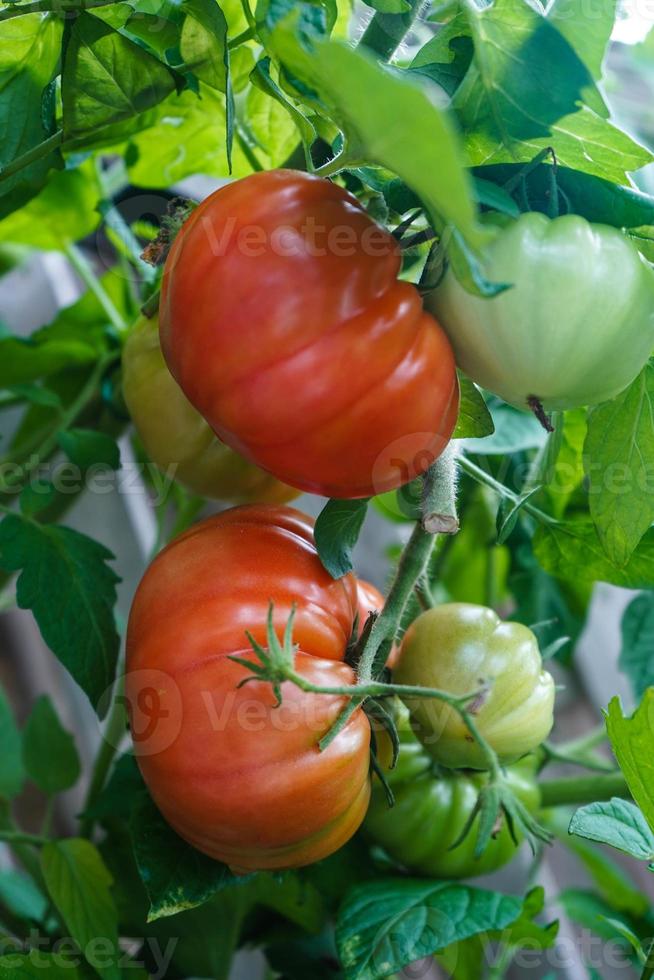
(394, 603, 555, 769)
(427, 213, 654, 411)
(365, 716, 539, 878)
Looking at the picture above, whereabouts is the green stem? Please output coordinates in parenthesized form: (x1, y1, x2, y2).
(0, 131, 62, 181)
(313, 151, 355, 178)
(65, 244, 127, 335)
(459, 455, 557, 526)
(641, 939, 654, 980)
(235, 124, 263, 173)
(539, 772, 630, 808)
(0, 830, 47, 847)
(359, 0, 423, 61)
(228, 26, 254, 47)
(80, 673, 126, 837)
(288, 672, 479, 706)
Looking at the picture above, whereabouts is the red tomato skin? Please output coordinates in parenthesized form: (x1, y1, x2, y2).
(160, 170, 459, 498)
(126, 504, 371, 872)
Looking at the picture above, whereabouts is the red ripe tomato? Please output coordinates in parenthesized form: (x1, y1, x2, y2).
(125, 505, 371, 872)
(160, 170, 459, 499)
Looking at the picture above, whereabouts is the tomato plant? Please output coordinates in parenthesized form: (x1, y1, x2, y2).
(123, 314, 298, 503)
(428, 212, 654, 413)
(394, 603, 556, 769)
(2, 1, 654, 977)
(161, 170, 460, 498)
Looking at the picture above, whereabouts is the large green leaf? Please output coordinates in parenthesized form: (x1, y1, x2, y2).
(0, 17, 63, 219)
(0, 952, 82, 979)
(453, 0, 651, 182)
(61, 13, 181, 142)
(0, 515, 120, 710)
(533, 521, 654, 588)
(585, 365, 654, 567)
(336, 878, 522, 980)
(569, 798, 654, 863)
(270, 24, 488, 254)
(546, 0, 617, 84)
(314, 498, 369, 579)
(41, 839, 121, 980)
(606, 691, 654, 832)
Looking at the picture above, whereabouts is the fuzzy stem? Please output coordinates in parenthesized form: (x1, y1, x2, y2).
(65, 244, 127, 335)
(458, 455, 558, 526)
(80, 674, 127, 838)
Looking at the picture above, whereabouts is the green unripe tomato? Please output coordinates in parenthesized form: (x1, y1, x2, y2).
(427, 213, 654, 411)
(366, 706, 539, 878)
(394, 603, 555, 769)
(122, 315, 298, 504)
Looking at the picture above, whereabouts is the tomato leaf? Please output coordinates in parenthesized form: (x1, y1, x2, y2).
(585, 364, 654, 567)
(57, 428, 121, 472)
(19, 480, 59, 518)
(335, 878, 522, 980)
(0, 18, 63, 220)
(0, 515, 120, 711)
(533, 521, 654, 588)
(61, 14, 181, 142)
(620, 593, 654, 700)
(314, 498, 369, 579)
(547, 0, 617, 82)
(569, 798, 654, 864)
(605, 691, 654, 833)
(41, 839, 121, 980)
(0, 164, 101, 250)
(462, 399, 547, 456)
(0, 685, 23, 801)
(454, 0, 651, 183)
(22, 696, 81, 796)
(130, 792, 247, 922)
(496, 487, 542, 545)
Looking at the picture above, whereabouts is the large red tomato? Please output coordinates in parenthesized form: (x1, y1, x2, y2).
(160, 170, 459, 498)
(125, 505, 371, 872)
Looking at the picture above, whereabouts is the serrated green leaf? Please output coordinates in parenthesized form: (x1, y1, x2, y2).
(569, 798, 654, 862)
(62, 14, 180, 141)
(605, 692, 654, 832)
(547, 0, 617, 82)
(0, 515, 120, 710)
(41, 839, 121, 980)
(620, 593, 654, 700)
(585, 365, 654, 567)
(57, 428, 121, 472)
(454, 0, 651, 182)
(314, 498, 369, 579)
(0, 685, 23, 800)
(533, 521, 654, 588)
(336, 878, 522, 980)
(22, 696, 81, 795)
(130, 792, 246, 921)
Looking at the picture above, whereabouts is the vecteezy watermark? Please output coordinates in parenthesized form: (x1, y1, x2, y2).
(193, 212, 397, 259)
(0, 459, 178, 506)
(0, 932, 178, 979)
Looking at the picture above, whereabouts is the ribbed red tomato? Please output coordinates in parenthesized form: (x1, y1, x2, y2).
(160, 170, 459, 498)
(125, 505, 371, 872)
